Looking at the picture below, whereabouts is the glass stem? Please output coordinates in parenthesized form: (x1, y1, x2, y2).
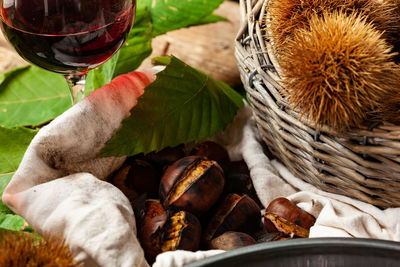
(64, 74, 87, 105)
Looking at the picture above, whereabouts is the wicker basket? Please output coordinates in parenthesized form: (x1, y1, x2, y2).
(235, 0, 400, 208)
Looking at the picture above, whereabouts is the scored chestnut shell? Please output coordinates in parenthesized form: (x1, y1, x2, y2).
(209, 231, 256, 250)
(159, 156, 225, 215)
(204, 193, 261, 243)
(264, 213, 309, 238)
(161, 211, 202, 253)
(265, 197, 315, 230)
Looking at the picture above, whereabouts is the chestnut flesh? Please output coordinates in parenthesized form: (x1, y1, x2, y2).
(264, 212, 309, 238)
(161, 211, 202, 253)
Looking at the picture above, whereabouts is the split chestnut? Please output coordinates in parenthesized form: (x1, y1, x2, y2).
(159, 156, 225, 216)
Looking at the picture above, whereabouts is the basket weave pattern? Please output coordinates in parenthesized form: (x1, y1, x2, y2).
(235, 0, 400, 208)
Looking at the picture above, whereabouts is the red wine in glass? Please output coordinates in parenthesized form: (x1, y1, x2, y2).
(0, 0, 136, 103)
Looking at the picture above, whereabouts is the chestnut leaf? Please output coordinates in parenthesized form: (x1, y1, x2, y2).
(0, 174, 13, 214)
(138, 0, 225, 37)
(99, 56, 243, 157)
(0, 127, 37, 230)
(0, 66, 70, 128)
(0, 214, 25, 232)
(0, 127, 37, 214)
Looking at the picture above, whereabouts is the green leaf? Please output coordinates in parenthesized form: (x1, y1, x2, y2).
(0, 213, 25, 231)
(0, 127, 37, 173)
(0, 66, 71, 128)
(0, 66, 29, 86)
(85, 52, 120, 92)
(0, 174, 13, 214)
(0, 127, 37, 214)
(190, 13, 228, 26)
(113, 6, 153, 77)
(100, 56, 243, 157)
(139, 0, 225, 36)
(152, 56, 171, 65)
(86, 6, 153, 90)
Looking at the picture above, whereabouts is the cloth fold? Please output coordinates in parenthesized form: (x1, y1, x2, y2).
(3, 68, 158, 267)
(2, 71, 400, 267)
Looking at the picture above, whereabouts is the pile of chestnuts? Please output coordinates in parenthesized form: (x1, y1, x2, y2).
(108, 141, 315, 264)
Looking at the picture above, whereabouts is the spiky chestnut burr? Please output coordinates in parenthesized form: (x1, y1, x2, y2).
(376, 88, 400, 124)
(279, 11, 400, 131)
(0, 231, 80, 267)
(385, 0, 400, 62)
(264, 0, 400, 56)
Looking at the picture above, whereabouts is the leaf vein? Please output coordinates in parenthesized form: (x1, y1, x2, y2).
(147, 73, 209, 127)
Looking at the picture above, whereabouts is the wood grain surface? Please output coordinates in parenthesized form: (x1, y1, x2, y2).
(139, 1, 241, 87)
(0, 33, 27, 72)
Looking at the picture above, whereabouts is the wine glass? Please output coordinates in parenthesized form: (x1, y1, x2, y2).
(0, 0, 136, 104)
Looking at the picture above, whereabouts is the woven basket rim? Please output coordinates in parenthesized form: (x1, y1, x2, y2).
(235, 0, 400, 208)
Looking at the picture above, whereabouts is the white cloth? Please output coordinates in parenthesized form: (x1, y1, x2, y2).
(2, 68, 159, 267)
(2, 72, 400, 267)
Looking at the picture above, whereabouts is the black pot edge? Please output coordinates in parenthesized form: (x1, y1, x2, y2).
(184, 237, 400, 267)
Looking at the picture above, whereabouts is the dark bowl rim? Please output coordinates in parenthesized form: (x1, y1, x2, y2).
(184, 237, 400, 267)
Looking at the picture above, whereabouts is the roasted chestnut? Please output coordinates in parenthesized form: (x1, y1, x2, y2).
(145, 145, 186, 171)
(137, 205, 167, 264)
(265, 198, 315, 230)
(209, 231, 256, 250)
(253, 230, 284, 243)
(125, 159, 160, 198)
(190, 141, 230, 167)
(111, 159, 160, 201)
(161, 211, 202, 253)
(204, 193, 261, 243)
(134, 198, 165, 228)
(224, 160, 250, 174)
(138, 208, 202, 263)
(159, 156, 225, 215)
(110, 165, 138, 203)
(264, 212, 309, 238)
